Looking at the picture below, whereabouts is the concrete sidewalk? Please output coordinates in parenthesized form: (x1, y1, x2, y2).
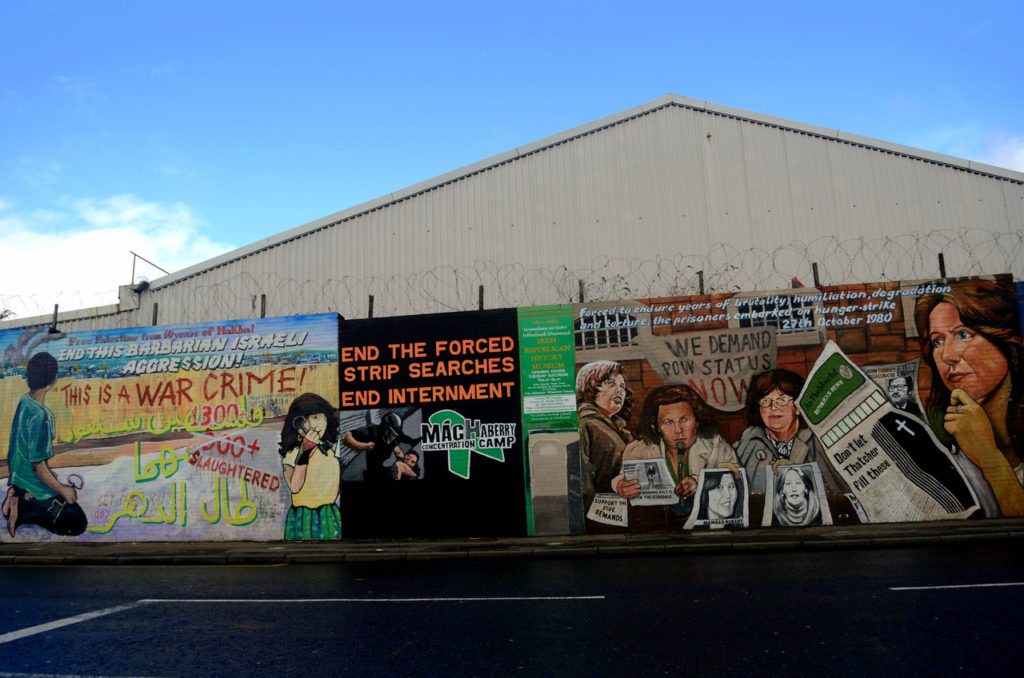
(2, 518, 1023, 565)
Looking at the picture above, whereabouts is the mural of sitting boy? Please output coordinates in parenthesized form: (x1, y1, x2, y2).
(3, 352, 88, 539)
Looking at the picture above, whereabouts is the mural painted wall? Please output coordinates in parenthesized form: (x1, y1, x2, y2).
(1, 314, 339, 542)
(336, 309, 526, 538)
(573, 275, 1024, 532)
(4, 274, 1021, 543)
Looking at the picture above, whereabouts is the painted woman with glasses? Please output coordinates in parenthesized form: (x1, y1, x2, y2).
(734, 369, 846, 496)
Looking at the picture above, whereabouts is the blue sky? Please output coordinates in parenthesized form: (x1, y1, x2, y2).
(2, 0, 1022, 319)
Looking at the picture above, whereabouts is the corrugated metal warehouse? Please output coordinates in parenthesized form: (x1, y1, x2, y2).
(5, 93, 1024, 332)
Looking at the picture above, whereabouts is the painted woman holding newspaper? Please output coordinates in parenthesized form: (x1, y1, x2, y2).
(611, 384, 737, 513)
(915, 280, 1024, 517)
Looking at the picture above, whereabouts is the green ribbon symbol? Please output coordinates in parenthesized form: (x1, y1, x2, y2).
(428, 409, 505, 479)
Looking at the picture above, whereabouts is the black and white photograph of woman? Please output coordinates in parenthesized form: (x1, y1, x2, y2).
(762, 463, 833, 527)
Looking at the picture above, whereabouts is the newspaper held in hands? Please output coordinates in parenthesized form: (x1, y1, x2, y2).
(621, 458, 678, 506)
(797, 341, 979, 523)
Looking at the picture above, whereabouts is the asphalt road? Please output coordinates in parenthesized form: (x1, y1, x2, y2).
(1, 542, 1022, 677)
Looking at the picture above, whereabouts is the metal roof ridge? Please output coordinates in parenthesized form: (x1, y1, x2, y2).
(147, 93, 1024, 290)
(0, 302, 122, 330)
(674, 95, 1024, 182)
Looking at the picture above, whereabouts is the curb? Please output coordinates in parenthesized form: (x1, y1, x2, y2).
(3, 521, 1024, 565)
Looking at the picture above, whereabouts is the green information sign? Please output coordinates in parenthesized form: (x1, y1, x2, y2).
(517, 305, 578, 431)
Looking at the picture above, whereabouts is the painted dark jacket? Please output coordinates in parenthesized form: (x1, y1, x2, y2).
(578, 402, 633, 495)
(349, 424, 418, 483)
(734, 425, 848, 496)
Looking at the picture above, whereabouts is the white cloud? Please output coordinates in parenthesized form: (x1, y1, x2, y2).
(910, 124, 986, 160)
(13, 156, 63, 191)
(958, 21, 990, 44)
(149, 65, 176, 79)
(911, 126, 1024, 173)
(55, 75, 103, 102)
(976, 133, 1024, 173)
(0, 195, 235, 320)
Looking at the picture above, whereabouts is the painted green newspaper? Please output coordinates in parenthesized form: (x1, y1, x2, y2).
(798, 342, 979, 522)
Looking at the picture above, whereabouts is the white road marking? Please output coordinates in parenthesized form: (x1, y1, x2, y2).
(0, 601, 148, 645)
(142, 595, 606, 603)
(0, 595, 604, 645)
(0, 673, 146, 678)
(890, 581, 1024, 591)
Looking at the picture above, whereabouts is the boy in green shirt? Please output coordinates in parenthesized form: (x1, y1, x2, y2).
(2, 352, 86, 538)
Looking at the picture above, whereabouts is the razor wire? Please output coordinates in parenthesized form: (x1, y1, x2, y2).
(3, 228, 1024, 325)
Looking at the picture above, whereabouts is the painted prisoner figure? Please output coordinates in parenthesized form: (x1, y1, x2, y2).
(4, 352, 87, 538)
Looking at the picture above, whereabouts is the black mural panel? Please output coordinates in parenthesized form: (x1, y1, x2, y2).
(337, 309, 525, 538)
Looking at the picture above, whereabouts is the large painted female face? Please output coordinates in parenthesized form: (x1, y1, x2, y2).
(594, 373, 626, 416)
(707, 473, 737, 519)
(657, 401, 698, 450)
(928, 302, 1009, 404)
(782, 469, 806, 505)
(759, 388, 798, 439)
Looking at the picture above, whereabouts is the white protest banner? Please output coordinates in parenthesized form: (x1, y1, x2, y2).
(636, 327, 777, 411)
(586, 494, 629, 527)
